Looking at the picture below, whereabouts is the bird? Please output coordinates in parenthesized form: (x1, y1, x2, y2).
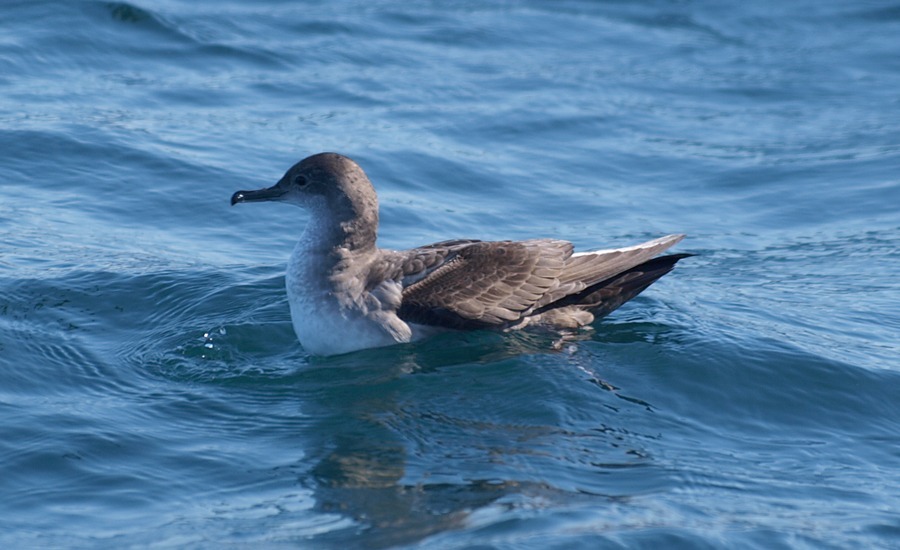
(231, 152, 691, 356)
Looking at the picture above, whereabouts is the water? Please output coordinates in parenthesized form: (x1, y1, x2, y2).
(2, 0, 899, 547)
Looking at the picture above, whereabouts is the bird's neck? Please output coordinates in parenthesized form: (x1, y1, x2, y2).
(287, 201, 378, 304)
(296, 199, 378, 258)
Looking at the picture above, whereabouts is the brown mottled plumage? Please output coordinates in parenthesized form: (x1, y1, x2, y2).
(232, 153, 690, 356)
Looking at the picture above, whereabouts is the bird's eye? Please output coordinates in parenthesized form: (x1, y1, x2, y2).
(293, 174, 308, 187)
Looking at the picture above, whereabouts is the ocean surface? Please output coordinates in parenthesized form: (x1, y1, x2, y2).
(2, 1, 899, 548)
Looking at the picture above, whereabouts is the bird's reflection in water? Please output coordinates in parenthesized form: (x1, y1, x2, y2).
(298, 329, 654, 547)
(310, 442, 509, 548)
(298, 338, 492, 546)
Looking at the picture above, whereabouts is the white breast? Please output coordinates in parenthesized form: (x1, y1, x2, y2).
(285, 242, 413, 355)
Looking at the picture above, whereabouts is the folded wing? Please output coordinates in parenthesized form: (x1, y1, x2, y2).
(390, 234, 686, 330)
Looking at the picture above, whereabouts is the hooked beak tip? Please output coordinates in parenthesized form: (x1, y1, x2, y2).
(231, 185, 287, 207)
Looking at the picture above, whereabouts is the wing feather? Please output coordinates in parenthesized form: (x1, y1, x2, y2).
(534, 234, 685, 307)
(382, 234, 686, 330)
(396, 239, 571, 328)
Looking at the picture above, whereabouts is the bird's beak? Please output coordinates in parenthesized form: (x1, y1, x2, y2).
(231, 184, 286, 206)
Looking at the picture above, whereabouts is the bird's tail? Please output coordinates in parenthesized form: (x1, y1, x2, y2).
(539, 253, 694, 320)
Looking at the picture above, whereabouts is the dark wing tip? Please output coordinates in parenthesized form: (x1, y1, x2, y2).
(535, 252, 692, 320)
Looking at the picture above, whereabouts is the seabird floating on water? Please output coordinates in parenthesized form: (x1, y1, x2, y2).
(231, 153, 690, 356)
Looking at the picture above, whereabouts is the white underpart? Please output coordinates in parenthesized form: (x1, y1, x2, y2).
(285, 207, 427, 355)
(286, 256, 404, 356)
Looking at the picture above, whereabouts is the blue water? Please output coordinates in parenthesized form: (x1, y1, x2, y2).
(2, 0, 899, 547)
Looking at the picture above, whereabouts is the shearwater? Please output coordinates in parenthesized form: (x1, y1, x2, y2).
(231, 153, 691, 356)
